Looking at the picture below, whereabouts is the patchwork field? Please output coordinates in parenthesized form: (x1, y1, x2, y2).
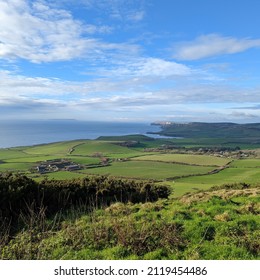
(0, 136, 260, 197)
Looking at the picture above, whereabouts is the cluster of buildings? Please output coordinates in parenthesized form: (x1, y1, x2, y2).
(36, 159, 81, 174)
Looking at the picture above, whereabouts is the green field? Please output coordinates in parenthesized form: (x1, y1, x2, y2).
(134, 153, 231, 166)
(24, 140, 84, 155)
(176, 164, 260, 185)
(230, 158, 260, 168)
(0, 149, 32, 160)
(172, 164, 260, 196)
(0, 136, 260, 197)
(0, 162, 33, 171)
(71, 141, 132, 155)
(79, 160, 214, 180)
(70, 141, 147, 159)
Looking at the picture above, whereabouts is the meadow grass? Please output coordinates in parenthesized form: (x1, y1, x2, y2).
(71, 141, 138, 157)
(24, 140, 84, 155)
(66, 156, 101, 165)
(174, 167, 260, 186)
(230, 158, 260, 168)
(0, 162, 33, 171)
(164, 159, 260, 196)
(68, 140, 152, 158)
(166, 182, 213, 197)
(0, 149, 31, 160)
(79, 161, 214, 180)
(4, 155, 66, 163)
(1, 184, 259, 260)
(134, 153, 231, 166)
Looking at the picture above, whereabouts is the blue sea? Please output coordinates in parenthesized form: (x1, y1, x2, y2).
(0, 120, 164, 148)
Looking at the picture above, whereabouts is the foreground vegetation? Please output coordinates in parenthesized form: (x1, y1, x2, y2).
(0, 174, 259, 260)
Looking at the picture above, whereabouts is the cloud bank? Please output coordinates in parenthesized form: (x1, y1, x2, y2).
(0, 0, 139, 63)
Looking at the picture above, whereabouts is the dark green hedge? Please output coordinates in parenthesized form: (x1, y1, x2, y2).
(0, 173, 170, 220)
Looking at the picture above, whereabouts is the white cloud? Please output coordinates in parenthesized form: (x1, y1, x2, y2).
(134, 58, 191, 76)
(97, 57, 191, 78)
(0, 0, 131, 63)
(172, 34, 260, 60)
(0, 0, 89, 62)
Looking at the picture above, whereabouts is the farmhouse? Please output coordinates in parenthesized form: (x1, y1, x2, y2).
(36, 159, 81, 173)
(36, 165, 47, 173)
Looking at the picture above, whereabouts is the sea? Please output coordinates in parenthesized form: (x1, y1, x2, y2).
(0, 119, 165, 149)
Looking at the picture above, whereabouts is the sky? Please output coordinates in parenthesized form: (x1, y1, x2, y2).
(0, 0, 260, 123)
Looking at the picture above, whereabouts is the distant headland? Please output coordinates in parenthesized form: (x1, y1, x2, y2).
(150, 121, 260, 139)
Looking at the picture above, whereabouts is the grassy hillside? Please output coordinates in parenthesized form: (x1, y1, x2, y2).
(1, 179, 259, 260)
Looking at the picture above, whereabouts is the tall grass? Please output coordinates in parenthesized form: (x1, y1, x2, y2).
(1, 183, 259, 260)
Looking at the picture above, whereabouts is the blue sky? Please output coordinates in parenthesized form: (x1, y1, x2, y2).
(0, 0, 260, 123)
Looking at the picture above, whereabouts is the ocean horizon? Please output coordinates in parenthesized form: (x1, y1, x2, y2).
(0, 119, 164, 149)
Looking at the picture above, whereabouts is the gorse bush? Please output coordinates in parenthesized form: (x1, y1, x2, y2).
(0, 173, 171, 221)
(0, 172, 171, 254)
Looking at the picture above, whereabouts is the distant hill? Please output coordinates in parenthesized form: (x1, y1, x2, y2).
(152, 122, 260, 139)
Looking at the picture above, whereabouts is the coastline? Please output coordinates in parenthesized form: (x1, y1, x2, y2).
(0, 120, 165, 149)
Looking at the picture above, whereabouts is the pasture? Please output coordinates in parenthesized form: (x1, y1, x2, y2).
(79, 160, 214, 180)
(134, 153, 231, 166)
(0, 136, 260, 197)
(172, 162, 260, 196)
